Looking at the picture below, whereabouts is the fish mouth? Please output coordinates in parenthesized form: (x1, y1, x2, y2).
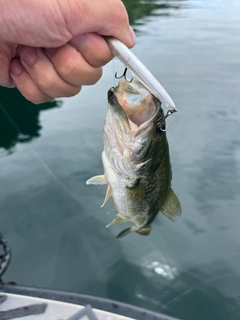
(107, 78, 162, 135)
(105, 79, 164, 174)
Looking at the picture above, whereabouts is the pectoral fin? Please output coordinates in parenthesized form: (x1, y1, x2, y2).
(86, 175, 106, 185)
(101, 185, 112, 207)
(161, 188, 181, 221)
(106, 213, 127, 228)
(126, 177, 140, 189)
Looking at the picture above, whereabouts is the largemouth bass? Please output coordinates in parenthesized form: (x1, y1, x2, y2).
(87, 78, 181, 238)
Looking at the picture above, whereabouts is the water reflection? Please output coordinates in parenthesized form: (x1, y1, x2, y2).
(159, 261, 240, 320)
(0, 87, 60, 152)
(106, 257, 240, 320)
(191, 112, 240, 205)
(122, 0, 188, 26)
(145, 261, 177, 280)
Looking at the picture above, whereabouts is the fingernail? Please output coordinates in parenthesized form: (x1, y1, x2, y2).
(129, 26, 136, 45)
(21, 47, 37, 67)
(70, 34, 86, 48)
(10, 59, 23, 76)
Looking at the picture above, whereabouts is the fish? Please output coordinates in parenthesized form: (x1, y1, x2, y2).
(86, 78, 181, 238)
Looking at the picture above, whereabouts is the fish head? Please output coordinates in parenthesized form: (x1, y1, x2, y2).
(105, 78, 168, 175)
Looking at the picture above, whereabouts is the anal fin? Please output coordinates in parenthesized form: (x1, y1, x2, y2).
(106, 213, 127, 228)
(101, 185, 112, 207)
(161, 188, 181, 221)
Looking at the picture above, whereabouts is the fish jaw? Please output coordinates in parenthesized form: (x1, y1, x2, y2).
(105, 79, 163, 177)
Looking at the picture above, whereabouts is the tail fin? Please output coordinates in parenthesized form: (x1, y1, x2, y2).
(116, 225, 151, 238)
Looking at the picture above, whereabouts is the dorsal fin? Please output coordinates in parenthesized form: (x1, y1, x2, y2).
(161, 188, 181, 221)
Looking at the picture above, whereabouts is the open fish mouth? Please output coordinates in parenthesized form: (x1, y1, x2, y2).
(105, 37, 177, 111)
(107, 78, 162, 137)
(104, 78, 165, 174)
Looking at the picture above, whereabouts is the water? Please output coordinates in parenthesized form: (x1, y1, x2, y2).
(0, 0, 240, 319)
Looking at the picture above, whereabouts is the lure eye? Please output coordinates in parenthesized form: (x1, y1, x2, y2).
(156, 122, 166, 135)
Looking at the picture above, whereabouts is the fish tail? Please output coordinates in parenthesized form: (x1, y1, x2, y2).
(116, 227, 134, 238)
(116, 225, 151, 238)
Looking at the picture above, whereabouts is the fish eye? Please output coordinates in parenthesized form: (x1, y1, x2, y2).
(156, 123, 166, 135)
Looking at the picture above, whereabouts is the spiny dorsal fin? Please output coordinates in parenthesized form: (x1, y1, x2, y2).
(86, 175, 106, 185)
(106, 213, 127, 228)
(101, 185, 112, 207)
(161, 188, 181, 221)
(136, 225, 151, 236)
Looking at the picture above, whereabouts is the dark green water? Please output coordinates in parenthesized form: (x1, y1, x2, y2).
(1, 0, 240, 319)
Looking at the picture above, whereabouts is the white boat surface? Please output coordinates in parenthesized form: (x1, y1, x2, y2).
(0, 284, 180, 320)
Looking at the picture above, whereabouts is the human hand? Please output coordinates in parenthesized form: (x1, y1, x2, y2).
(0, 0, 135, 104)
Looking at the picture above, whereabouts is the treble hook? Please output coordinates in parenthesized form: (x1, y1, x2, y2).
(115, 67, 133, 83)
(157, 109, 177, 132)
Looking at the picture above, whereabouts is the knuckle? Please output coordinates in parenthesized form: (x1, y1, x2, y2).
(37, 73, 55, 92)
(22, 85, 49, 104)
(64, 86, 81, 97)
(22, 86, 40, 103)
(92, 55, 111, 68)
(58, 55, 79, 79)
(28, 95, 47, 104)
(88, 69, 102, 85)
